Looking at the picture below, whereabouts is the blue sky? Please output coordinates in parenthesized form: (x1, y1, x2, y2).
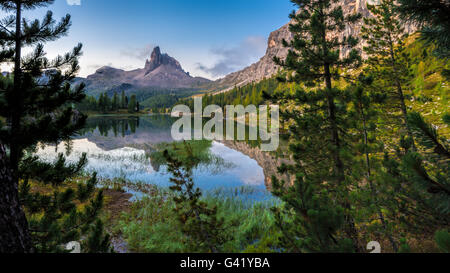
(2, 0, 295, 79)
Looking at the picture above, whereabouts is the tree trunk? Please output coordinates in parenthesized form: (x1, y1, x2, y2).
(10, 0, 22, 179)
(324, 64, 344, 181)
(396, 81, 417, 151)
(324, 63, 362, 253)
(0, 143, 33, 253)
(388, 39, 416, 151)
(361, 105, 398, 252)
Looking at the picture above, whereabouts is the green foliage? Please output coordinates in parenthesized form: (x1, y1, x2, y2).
(2, 0, 448, 254)
(403, 112, 450, 214)
(150, 140, 216, 167)
(266, 0, 364, 252)
(84, 86, 201, 112)
(84, 220, 112, 253)
(397, 0, 450, 59)
(77, 91, 140, 114)
(118, 189, 185, 253)
(163, 146, 231, 253)
(434, 229, 450, 253)
(184, 78, 282, 110)
(0, 0, 111, 252)
(128, 94, 137, 113)
(141, 88, 201, 111)
(19, 157, 111, 253)
(407, 112, 449, 156)
(398, 238, 412, 253)
(361, 0, 416, 145)
(112, 92, 119, 111)
(116, 0, 449, 254)
(118, 187, 278, 253)
(272, 175, 352, 252)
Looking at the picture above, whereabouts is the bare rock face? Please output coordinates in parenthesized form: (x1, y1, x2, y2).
(214, 23, 292, 91)
(215, 0, 416, 91)
(81, 46, 211, 94)
(144, 46, 182, 72)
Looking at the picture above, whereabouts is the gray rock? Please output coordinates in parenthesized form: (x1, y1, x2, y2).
(214, 0, 416, 92)
(78, 46, 211, 95)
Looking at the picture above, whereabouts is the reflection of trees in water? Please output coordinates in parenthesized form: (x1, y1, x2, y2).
(81, 117, 139, 137)
(79, 115, 175, 137)
(80, 115, 280, 152)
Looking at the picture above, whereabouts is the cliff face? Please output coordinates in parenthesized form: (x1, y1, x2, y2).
(144, 46, 183, 72)
(214, 23, 292, 91)
(214, 0, 415, 91)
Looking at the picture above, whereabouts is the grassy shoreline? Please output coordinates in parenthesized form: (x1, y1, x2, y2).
(27, 174, 443, 253)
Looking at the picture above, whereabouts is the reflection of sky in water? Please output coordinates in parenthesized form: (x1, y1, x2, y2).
(209, 142, 264, 186)
(36, 139, 153, 179)
(35, 139, 269, 200)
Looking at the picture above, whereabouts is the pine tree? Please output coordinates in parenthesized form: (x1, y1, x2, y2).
(377, 113, 450, 242)
(98, 93, 104, 112)
(269, 0, 363, 252)
(128, 94, 136, 113)
(361, 0, 416, 150)
(163, 143, 230, 253)
(403, 112, 450, 213)
(112, 92, 119, 111)
(346, 74, 399, 251)
(435, 229, 450, 253)
(104, 93, 111, 112)
(397, 0, 450, 59)
(0, 0, 110, 253)
(121, 90, 126, 109)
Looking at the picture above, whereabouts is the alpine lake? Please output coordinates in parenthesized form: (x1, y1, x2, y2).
(35, 115, 278, 202)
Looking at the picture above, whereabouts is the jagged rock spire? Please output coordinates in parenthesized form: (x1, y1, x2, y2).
(145, 46, 182, 73)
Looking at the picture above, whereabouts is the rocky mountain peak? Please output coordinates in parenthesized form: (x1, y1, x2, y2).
(144, 46, 182, 73)
(152, 46, 161, 58)
(215, 0, 416, 92)
(81, 46, 211, 94)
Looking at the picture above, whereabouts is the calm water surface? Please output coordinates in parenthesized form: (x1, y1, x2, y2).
(36, 115, 270, 200)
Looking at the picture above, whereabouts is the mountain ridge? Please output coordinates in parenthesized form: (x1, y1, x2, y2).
(76, 46, 211, 97)
(213, 0, 416, 93)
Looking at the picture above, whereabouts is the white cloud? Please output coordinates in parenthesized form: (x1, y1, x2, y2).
(66, 0, 81, 6)
(120, 44, 156, 60)
(196, 36, 267, 79)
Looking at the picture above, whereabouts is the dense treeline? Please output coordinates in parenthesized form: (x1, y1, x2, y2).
(141, 89, 203, 113)
(76, 90, 140, 113)
(77, 88, 203, 114)
(192, 39, 447, 119)
(166, 0, 450, 253)
(202, 78, 280, 108)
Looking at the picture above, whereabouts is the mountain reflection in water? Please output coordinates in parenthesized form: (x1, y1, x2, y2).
(36, 115, 271, 201)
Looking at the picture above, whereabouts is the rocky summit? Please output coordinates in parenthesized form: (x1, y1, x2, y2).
(78, 46, 210, 95)
(214, 0, 416, 92)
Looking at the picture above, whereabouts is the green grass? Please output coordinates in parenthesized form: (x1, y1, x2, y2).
(404, 35, 450, 135)
(115, 186, 280, 253)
